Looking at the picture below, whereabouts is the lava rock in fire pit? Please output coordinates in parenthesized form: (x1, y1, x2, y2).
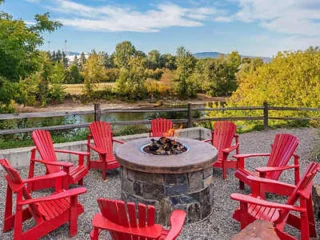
(143, 137, 188, 155)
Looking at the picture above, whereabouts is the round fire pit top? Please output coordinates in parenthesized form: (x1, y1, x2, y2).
(115, 137, 218, 174)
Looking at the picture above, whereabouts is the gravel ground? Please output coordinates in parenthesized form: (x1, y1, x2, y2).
(0, 128, 319, 240)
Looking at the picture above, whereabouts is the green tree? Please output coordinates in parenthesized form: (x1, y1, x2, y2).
(0, 9, 61, 82)
(147, 50, 161, 70)
(173, 46, 196, 97)
(48, 61, 66, 103)
(160, 54, 177, 70)
(79, 52, 87, 71)
(17, 72, 39, 106)
(114, 41, 136, 69)
(116, 56, 147, 99)
(66, 63, 82, 83)
(82, 51, 106, 99)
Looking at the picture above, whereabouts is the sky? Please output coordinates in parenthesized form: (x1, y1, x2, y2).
(2, 0, 320, 57)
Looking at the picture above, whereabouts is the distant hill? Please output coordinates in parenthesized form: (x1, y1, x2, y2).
(193, 51, 271, 63)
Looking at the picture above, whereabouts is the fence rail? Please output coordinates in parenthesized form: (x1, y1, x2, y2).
(0, 102, 319, 135)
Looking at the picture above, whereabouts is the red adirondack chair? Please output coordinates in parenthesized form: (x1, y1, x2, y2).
(231, 162, 320, 240)
(149, 118, 174, 137)
(0, 158, 87, 240)
(88, 121, 124, 180)
(234, 133, 300, 190)
(204, 121, 239, 180)
(28, 129, 89, 191)
(90, 198, 186, 240)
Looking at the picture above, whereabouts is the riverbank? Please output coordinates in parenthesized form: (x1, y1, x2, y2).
(15, 95, 226, 113)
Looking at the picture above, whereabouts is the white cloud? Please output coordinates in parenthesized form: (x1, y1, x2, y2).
(214, 16, 232, 22)
(224, 0, 320, 37)
(48, 0, 217, 32)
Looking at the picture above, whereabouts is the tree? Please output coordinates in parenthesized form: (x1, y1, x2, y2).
(66, 63, 82, 84)
(160, 54, 176, 70)
(116, 56, 147, 99)
(103, 52, 114, 68)
(147, 50, 161, 70)
(82, 51, 106, 99)
(173, 46, 196, 97)
(0, 8, 61, 82)
(79, 52, 87, 71)
(48, 61, 66, 104)
(229, 49, 320, 108)
(114, 41, 136, 69)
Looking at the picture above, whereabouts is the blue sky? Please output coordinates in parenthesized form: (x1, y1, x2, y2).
(2, 0, 320, 57)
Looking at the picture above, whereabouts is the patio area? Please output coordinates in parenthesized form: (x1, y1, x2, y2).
(0, 128, 319, 239)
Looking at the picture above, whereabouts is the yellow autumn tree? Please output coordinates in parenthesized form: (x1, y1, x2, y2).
(204, 47, 320, 130)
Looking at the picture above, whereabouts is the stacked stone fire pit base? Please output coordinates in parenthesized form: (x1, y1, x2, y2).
(116, 138, 218, 225)
(121, 167, 214, 225)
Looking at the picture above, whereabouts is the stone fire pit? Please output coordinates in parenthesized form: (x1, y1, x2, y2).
(115, 137, 218, 225)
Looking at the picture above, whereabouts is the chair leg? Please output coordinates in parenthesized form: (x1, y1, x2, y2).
(102, 163, 107, 180)
(239, 180, 244, 190)
(69, 197, 78, 237)
(90, 227, 100, 240)
(78, 178, 84, 186)
(223, 166, 227, 180)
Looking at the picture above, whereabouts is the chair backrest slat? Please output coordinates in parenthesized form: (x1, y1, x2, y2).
(266, 134, 299, 180)
(212, 121, 237, 159)
(278, 162, 319, 222)
(147, 205, 155, 226)
(138, 203, 147, 228)
(32, 130, 60, 173)
(151, 118, 174, 137)
(89, 121, 113, 158)
(97, 198, 156, 239)
(0, 159, 43, 218)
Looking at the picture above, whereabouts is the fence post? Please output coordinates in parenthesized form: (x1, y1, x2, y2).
(263, 102, 269, 130)
(187, 103, 193, 128)
(94, 103, 101, 122)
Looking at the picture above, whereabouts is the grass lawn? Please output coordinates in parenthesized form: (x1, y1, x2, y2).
(63, 82, 115, 95)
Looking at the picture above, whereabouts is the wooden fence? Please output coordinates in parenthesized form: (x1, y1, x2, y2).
(0, 102, 319, 135)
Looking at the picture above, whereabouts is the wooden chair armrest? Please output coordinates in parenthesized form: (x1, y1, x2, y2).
(230, 193, 306, 212)
(19, 188, 87, 205)
(92, 214, 162, 238)
(255, 165, 298, 173)
(113, 139, 125, 144)
(31, 158, 73, 167)
(88, 144, 107, 154)
(247, 175, 295, 196)
(165, 210, 186, 240)
(233, 153, 271, 159)
(222, 143, 239, 153)
(23, 172, 67, 183)
(55, 149, 90, 156)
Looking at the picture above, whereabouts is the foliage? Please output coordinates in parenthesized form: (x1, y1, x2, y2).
(82, 51, 106, 99)
(105, 68, 120, 82)
(48, 61, 66, 104)
(114, 41, 136, 69)
(17, 73, 39, 106)
(147, 50, 161, 70)
(65, 63, 83, 84)
(0, 9, 61, 82)
(230, 48, 320, 107)
(203, 48, 320, 131)
(116, 56, 148, 99)
(145, 68, 163, 80)
(173, 47, 197, 97)
(160, 54, 177, 70)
